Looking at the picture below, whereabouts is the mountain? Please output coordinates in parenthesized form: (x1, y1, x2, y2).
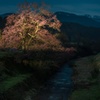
(60, 22, 100, 53)
(93, 15, 100, 22)
(55, 12, 100, 28)
(61, 22, 100, 41)
(1, 12, 100, 28)
(0, 13, 13, 29)
(0, 13, 13, 18)
(0, 16, 6, 29)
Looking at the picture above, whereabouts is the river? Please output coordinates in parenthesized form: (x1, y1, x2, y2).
(25, 64, 73, 100)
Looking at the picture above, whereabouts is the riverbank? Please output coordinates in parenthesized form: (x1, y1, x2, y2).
(0, 49, 75, 100)
(69, 53, 100, 100)
(27, 64, 73, 100)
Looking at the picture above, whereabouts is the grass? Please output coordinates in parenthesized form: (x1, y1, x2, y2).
(70, 53, 100, 100)
(0, 49, 74, 99)
(0, 74, 31, 93)
(0, 51, 9, 58)
(94, 53, 100, 70)
(70, 84, 100, 100)
(72, 56, 95, 84)
(0, 50, 63, 95)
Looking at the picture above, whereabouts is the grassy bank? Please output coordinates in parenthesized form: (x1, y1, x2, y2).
(0, 48, 75, 100)
(70, 53, 100, 100)
(0, 74, 31, 93)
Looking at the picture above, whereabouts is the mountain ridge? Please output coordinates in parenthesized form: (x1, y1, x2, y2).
(55, 11, 100, 28)
(1, 11, 100, 28)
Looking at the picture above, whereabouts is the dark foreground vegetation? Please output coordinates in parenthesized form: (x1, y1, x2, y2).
(0, 48, 76, 100)
(69, 53, 100, 100)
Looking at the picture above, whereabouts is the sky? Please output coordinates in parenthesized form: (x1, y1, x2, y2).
(0, 0, 100, 16)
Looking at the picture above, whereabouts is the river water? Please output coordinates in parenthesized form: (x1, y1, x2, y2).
(25, 64, 73, 100)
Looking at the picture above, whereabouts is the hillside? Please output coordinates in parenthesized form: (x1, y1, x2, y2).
(61, 22, 100, 42)
(70, 53, 100, 100)
(0, 13, 13, 18)
(60, 22, 100, 54)
(55, 12, 100, 53)
(0, 13, 13, 29)
(93, 15, 100, 22)
(55, 12, 100, 28)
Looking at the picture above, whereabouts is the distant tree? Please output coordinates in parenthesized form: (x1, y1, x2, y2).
(0, 2, 62, 51)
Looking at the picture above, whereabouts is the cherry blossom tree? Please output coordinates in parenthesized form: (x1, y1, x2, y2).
(0, 2, 62, 51)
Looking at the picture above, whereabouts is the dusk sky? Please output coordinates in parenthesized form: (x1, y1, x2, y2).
(0, 0, 100, 16)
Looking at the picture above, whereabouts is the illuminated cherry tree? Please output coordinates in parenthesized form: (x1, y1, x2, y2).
(0, 3, 62, 51)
